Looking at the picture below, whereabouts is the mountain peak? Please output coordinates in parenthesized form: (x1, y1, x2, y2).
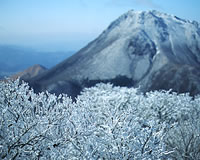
(105, 9, 199, 35)
(28, 10, 200, 98)
(123, 9, 163, 17)
(104, 10, 168, 36)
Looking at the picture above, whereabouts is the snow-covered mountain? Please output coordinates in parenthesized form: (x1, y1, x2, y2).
(29, 10, 200, 97)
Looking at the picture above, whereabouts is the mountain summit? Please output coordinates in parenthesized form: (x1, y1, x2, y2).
(29, 10, 200, 97)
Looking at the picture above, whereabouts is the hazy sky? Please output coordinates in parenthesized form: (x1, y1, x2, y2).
(0, 0, 199, 51)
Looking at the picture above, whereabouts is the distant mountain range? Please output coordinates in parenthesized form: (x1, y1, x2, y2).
(25, 10, 200, 97)
(0, 45, 74, 78)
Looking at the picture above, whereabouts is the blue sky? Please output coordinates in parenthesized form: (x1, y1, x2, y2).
(0, 0, 199, 51)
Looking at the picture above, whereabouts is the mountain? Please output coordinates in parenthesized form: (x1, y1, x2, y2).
(11, 64, 47, 81)
(29, 10, 200, 97)
(0, 45, 74, 78)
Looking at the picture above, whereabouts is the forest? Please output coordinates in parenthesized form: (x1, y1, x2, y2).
(0, 79, 200, 159)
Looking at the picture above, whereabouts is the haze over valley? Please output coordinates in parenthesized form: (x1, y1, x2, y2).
(0, 45, 74, 78)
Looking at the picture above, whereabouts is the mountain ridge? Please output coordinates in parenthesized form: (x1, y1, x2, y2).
(28, 10, 200, 97)
(11, 64, 47, 81)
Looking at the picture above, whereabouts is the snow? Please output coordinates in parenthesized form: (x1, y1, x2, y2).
(30, 10, 200, 96)
(100, 10, 200, 80)
(2, 79, 200, 159)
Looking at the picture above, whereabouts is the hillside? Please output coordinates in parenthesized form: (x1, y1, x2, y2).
(28, 10, 200, 97)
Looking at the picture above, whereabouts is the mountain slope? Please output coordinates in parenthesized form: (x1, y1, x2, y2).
(29, 10, 200, 97)
(11, 64, 47, 81)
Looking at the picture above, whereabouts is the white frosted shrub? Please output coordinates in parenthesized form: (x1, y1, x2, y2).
(0, 80, 200, 159)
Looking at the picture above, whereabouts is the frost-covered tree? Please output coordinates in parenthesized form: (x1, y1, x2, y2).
(164, 96, 200, 160)
(1, 79, 200, 159)
(143, 90, 200, 160)
(0, 79, 73, 159)
(73, 83, 168, 159)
